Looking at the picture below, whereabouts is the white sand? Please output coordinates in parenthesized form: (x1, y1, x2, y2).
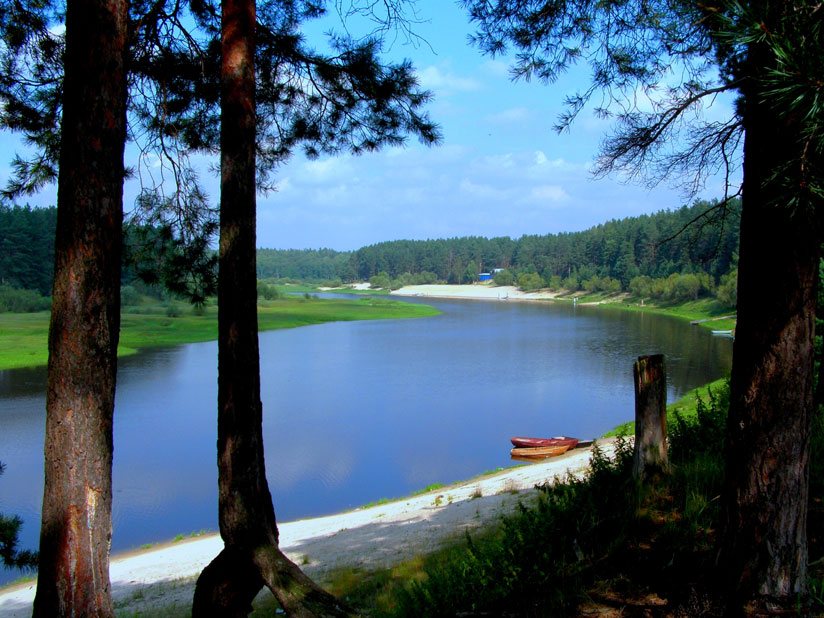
(390, 283, 564, 302)
(0, 442, 613, 616)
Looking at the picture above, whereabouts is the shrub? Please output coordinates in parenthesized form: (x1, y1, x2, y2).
(0, 284, 51, 312)
(369, 272, 391, 290)
(716, 269, 737, 307)
(517, 272, 544, 291)
(120, 285, 142, 306)
(493, 269, 514, 286)
(668, 381, 729, 464)
(257, 281, 281, 300)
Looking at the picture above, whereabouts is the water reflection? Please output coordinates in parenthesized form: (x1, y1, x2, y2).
(0, 298, 731, 585)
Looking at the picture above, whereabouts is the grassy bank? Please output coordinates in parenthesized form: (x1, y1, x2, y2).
(0, 296, 439, 371)
(604, 376, 729, 438)
(557, 291, 737, 331)
(286, 380, 823, 617)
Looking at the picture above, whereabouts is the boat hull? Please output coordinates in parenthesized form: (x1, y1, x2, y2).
(510, 444, 571, 459)
(510, 436, 579, 449)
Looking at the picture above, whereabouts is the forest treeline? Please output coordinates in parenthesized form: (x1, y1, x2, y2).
(2, 199, 740, 311)
(258, 199, 740, 302)
(345, 200, 739, 286)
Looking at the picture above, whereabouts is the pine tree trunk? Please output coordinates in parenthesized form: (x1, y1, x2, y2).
(718, 31, 820, 612)
(32, 0, 128, 615)
(192, 1, 348, 614)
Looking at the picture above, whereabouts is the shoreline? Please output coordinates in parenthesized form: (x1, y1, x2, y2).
(390, 283, 565, 302)
(0, 442, 614, 616)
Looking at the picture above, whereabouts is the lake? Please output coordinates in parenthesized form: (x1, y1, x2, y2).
(0, 297, 732, 585)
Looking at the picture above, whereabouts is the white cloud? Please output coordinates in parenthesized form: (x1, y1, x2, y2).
(486, 107, 530, 124)
(459, 178, 510, 200)
(527, 185, 569, 202)
(300, 157, 354, 183)
(417, 65, 481, 94)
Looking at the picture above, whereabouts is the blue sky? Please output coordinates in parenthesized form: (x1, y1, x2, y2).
(0, 0, 738, 251)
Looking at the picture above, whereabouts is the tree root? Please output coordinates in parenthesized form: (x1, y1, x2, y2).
(193, 544, 351, 617)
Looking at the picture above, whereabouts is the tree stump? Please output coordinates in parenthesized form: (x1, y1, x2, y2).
(632, 354, 668, 480)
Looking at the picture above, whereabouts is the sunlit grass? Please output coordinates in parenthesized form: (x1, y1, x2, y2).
(0, 297, 440, 371)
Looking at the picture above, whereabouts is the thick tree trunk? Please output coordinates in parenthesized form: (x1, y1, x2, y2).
(632, 354, 668, 481)
(718, 33, 820, 613)
(32, 0, 128, 615)
(192, 1, 348, 615)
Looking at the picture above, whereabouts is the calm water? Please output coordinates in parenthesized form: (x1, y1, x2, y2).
(0, 298, 732, 584)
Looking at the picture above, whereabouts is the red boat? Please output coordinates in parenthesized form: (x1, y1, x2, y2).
(510, 444, 571, 459)
(510, 436, 580, 449)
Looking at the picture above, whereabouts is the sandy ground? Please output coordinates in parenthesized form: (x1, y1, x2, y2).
(390, 283, 564, 302)
(0, 442, 613, 616)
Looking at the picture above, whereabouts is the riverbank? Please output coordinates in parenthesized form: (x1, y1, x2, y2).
(390, 283, 563, 302)
(391, 283, 735, 330)
(0, 441, 614, 617)
(0, 297, 439, 371)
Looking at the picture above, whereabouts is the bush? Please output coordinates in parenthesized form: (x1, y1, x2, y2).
(120, 285, 142, 306)
(669, 381, 729, 464)
(257, 281, 281, 300)
(493, 269, 514, 286)
(369, 272, 391, 290)
(0, 284, 51, 312)
(561, 275, 580, 291)
(715, 269, 737, 307)
(517, 272, 544, 291)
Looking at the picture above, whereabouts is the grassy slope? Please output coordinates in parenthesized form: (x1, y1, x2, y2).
(0, 297, 440, 371)
(558, 291, 737, 331)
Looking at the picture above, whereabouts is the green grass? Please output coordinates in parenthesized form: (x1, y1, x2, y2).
(568, 293, 737, 332)
(604, 377, 729, 437)
(412, 483, 446, 496)
(0, 297, 440, 371)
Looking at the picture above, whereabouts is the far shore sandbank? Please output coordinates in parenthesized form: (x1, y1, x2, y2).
(390, 283, 564, 302)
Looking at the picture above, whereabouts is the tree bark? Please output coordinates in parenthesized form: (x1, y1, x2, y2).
(718, 24, 820, 613)
(632, 354, 668, 481)
(192, 1, 348, 615)
(32, 0, 128, 615)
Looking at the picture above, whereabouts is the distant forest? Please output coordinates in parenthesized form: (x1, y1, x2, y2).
(258, 199, 740, 290)
(0, 204, 57, 295)
(1, 199, 739, 309)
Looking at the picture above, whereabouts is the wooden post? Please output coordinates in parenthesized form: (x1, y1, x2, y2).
(632, 354, 668, 480)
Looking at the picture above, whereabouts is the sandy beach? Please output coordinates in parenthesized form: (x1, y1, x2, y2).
(390, 283, 564, 302)
(0, 442, 613, 616)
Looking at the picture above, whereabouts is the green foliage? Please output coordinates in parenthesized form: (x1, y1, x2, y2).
(463, 260, 479, 284)
(123, 221, 217, 307)
(0, 462, 37, 571)
(257, 248, 354, 282)
(256, 281, 281, 301)
(582, 275, 621, 294)
(628, 272, 715, 303)
(0, 205, 56, 295)
(516, 271, 544, 291)
(351, 200, 740, 290)
(369, 272, 392, 290)
(492, 269, 514, 286)
(0, 284, 50, 312)
(716, 269, 738, 307)
(669, 382, 730, 465)
(120, 285, 142, 307)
